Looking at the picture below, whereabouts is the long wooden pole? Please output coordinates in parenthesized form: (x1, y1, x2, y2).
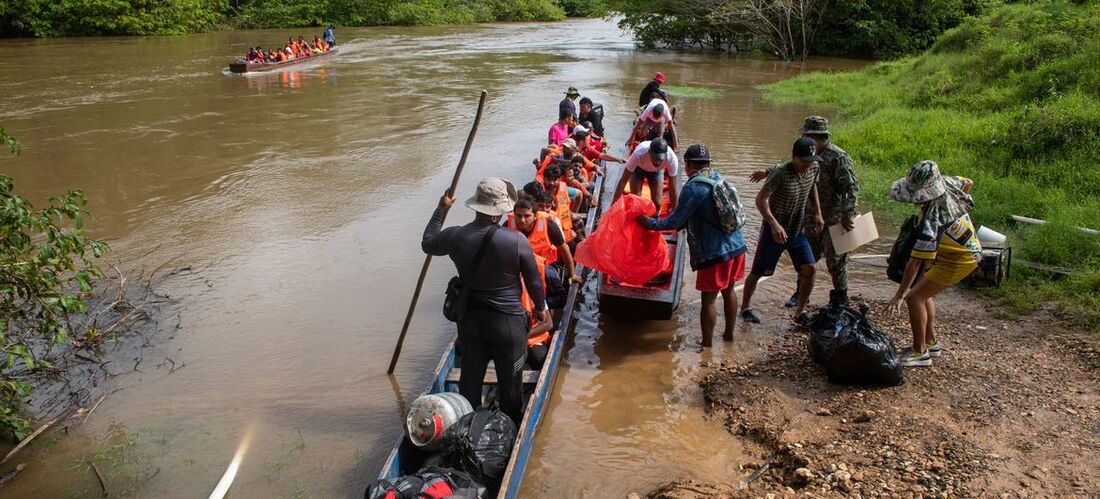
(387, 90, 489, 375)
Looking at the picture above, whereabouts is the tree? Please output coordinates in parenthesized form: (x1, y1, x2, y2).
(608, 0, 828, 58)
(0, 126, 109, 440)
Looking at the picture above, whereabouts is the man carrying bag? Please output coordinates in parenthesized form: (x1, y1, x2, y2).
(422, 177, 551, 424)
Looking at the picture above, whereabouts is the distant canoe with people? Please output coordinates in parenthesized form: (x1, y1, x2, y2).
(228, 47, 338, 73)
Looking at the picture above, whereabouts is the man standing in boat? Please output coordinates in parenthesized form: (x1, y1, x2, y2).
(637, 145, 748, 348)
(422, 178, 551, 424)
(324, 25, 336, 47)
(612, 138, 679, 216)
(560, 87, 580, 122)
(639, 72, 668, 108)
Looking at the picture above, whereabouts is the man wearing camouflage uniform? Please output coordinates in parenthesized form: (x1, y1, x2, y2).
(749, 116, 859, 306)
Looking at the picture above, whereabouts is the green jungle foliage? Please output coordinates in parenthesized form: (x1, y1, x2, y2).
(0, 0, 603, 37)
(763, 1, 1100, 330)
(607, 0, 999, 58)
(236, 0, 565, 28)
(0, 0, 227, 37)
(0, 128, 109, 439)
(813, 0, 995, 59)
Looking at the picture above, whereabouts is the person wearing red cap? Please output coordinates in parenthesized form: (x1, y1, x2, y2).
(639, 72, 668, 108)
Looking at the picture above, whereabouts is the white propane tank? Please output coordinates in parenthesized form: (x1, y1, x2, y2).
(405, 392, 473, 449)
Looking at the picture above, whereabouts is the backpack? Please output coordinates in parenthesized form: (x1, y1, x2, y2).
(887, 215, 920, 283)
(688, 172, 746, 233)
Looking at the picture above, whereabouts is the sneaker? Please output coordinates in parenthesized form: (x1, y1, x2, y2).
(783, 292, 799, 308)
(899, 347, 932, 367)
(740, 308, 761, 324)
(927, 343, 942, 358)
(795, 311, 811, 326)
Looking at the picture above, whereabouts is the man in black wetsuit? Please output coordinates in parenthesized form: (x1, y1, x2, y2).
(421, 177, 551, 424)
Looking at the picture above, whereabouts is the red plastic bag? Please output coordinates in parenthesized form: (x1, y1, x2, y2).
(575, 194, 669, 285)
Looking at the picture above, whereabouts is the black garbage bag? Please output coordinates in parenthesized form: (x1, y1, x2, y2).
(807, 304, 862, 365)
(440, 409, 517, 485)
(365, 467, 480, 499)
(825, 306, 905, 387)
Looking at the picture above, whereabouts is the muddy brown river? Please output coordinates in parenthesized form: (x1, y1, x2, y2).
(0, 19, 866, 497)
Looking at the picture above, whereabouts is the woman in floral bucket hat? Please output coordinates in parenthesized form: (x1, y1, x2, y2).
(885, 161, 982, 367)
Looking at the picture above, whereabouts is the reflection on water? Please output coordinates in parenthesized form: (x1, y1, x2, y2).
(0, 18, 864, 497)
(240, 68, 337, 90)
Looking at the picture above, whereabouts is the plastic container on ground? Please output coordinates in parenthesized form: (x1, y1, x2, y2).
(406, 392, 474, 450)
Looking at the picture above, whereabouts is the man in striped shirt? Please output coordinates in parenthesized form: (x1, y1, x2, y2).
(740, 137, 825, 324)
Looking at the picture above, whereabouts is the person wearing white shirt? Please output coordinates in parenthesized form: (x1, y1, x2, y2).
(629, 98, 678, 150)
(612, 138, 679, 215)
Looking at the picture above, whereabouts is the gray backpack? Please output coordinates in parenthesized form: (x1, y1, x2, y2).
(689, 172, 746, 233)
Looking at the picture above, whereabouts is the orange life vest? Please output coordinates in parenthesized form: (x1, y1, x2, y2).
(507, 212, 559, 264)
(521, 255, 551, 347)
(551, 181, 574, 241)
(535, 144, 564, 182)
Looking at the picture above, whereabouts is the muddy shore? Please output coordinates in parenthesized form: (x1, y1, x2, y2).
(646, 276, 1099, 498)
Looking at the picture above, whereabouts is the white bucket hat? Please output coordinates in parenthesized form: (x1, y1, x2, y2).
(465, 177, 518, 216)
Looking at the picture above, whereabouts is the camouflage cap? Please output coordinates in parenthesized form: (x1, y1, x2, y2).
(889, 160, 947, 204)
(799, 116, 831, 136)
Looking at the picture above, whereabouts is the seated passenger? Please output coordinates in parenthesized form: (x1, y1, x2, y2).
(574, 126, 623, 167)
(562, 157, 596, 210)
(520, 254, 555, 370)
(507, 197, 581, 293)
(548, 110, 572, 146)
(539, 165, 578, 243)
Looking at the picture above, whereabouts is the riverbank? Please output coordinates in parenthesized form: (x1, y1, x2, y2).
(0, 0, 604, 37)
(760, 1, 1100, 333)
(645, 277, 1100, 498)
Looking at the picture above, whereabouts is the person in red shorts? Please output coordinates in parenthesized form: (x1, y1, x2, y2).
(637, 144, 749, 347)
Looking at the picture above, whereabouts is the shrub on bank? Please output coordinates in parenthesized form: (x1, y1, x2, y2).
(762, 1, 1100, 331)
(0, 0, 226, 37)
(228, 0, 566, 29)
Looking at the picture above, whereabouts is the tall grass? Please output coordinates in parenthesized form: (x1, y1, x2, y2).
(763, 1, 1100, 332)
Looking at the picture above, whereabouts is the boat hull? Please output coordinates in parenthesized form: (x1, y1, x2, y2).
(228, 47, 338, 73)
(376, 171, 605, 498)
(596, 162, 687, 320)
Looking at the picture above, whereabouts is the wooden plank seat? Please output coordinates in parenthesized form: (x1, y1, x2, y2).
(445, 368, 540, 385)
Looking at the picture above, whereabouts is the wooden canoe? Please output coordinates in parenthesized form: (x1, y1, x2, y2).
(596, 162, 687, 320)
(375, 172, 605, 498)
(228, 47, 338, 74)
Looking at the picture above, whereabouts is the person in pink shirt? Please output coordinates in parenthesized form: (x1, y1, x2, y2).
(548, 109, 572, 146)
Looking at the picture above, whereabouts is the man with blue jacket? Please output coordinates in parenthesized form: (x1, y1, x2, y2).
(636, 144, 747, 347)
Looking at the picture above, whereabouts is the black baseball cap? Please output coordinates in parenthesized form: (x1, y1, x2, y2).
(793, 137, 822, 162)
(684, 144, 710, 163)
(648, 138, 669, 161)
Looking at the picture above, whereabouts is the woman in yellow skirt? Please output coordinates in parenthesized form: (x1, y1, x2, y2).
(885, 161, 982, 367)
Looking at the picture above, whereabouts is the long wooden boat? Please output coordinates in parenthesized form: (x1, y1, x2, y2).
(376, 172, 605, 498)
(228, 47, 338, 74)
(597, 162, 687, 320)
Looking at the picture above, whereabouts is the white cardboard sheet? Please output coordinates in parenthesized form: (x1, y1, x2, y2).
(829, 212, 880, 255)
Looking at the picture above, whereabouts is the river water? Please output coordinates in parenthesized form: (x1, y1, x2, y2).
(0, 19, 864, 497)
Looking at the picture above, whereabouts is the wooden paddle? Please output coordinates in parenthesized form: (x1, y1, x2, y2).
(387, 90, 489, 375)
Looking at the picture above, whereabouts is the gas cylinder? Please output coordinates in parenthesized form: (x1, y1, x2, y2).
(405, 392, 473, 450)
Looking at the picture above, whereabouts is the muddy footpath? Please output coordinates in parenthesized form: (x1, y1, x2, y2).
(641, 275, 1099, 498)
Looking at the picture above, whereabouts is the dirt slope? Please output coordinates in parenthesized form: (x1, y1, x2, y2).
(650, 281, 1099, 498)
